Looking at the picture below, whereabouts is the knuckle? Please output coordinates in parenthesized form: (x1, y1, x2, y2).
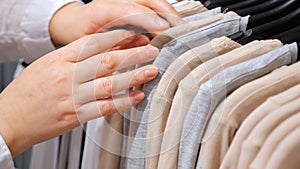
(130, 73, 144, 86)
(99, 101, 115, 115)
(102, 78, 113, 95)
(101, 52, 118, 71)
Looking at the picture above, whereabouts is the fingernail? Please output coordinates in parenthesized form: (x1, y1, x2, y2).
(144, 67, 158, 78)
(132, 91, 145, 102)
(146, 46, 159, 59)
(156, 19, 170, 29)
(124, 31, 135, 38)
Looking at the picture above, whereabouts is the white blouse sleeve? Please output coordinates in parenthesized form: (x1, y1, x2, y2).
(0, 134, 14, 169)
(0, 0, 80, 63)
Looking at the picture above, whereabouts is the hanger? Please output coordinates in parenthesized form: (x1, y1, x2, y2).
(237, 7, 300, 45)
(221, 0, 264, 12)
(204, 0, 242, 9)
(247, 0, 300, 28)
(235, 0, 287, 16)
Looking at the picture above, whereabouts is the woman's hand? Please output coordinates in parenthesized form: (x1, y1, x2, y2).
(0, 30, 159, 157)
(49, 0, 184, 46)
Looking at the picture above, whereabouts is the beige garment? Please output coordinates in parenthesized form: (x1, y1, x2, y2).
(264, 126, 300, 169)
(175, 1, 208, 17)
(238, 97, 300, 169)
(199, 62, 300, 169)
(156, 40, 282, 169)
(150, 12, 238, 49)
(250, 110, 300, 169)
(98, 113, 123, 169)
(145, 37, 241, 169)
(220, 84, 300, 169)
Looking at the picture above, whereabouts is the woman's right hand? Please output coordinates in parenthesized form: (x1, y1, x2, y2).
(0, 30, 159, 158)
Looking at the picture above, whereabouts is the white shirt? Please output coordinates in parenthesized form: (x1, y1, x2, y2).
(0, 0, 79, 168)
(0, 0, 79, 63)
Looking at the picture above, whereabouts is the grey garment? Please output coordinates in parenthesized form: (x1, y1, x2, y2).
(127, 16, 249, 169)
(29, 138, 59, 169)
(183, 7, 222, 22)
(67, 127, 84, 169)
(178, 43, 298, 169)
(58, 132, 71, 169)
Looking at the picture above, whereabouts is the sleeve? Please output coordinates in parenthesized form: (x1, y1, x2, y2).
(0, 0, 81, 63)
(0, 134, 14, 169)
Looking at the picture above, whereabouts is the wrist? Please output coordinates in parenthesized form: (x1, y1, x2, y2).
(0, 94, 19, 157)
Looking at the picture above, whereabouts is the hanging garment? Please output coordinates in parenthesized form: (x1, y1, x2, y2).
(264, 125, 300, 169)
(184, 7, 221, 22)
(220, 84, 300, 169)
(58, 132, 71, 169)
(170, 1, 190, 8)
(235, 0, 288, 16)
(127, 16, 249, 169)
(98, 113, 123, 169)
(81, 118, 103, 169)
(119, 109, 131, 169)
(175, 1, 208, 17)
(250, 110, 300, 169)
(29, 138, 59, 169)
(237, 96, 300, 169)
(67, 127, 84, 169)
(178, 43, 297, 169)
(146, 37, 241, 169)
(197, 44, 299, 169)
(157, 40, 283, 169)
(151, 12, 237, 49)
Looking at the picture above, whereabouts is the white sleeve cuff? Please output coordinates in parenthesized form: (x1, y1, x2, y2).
(20, 0, 81, 63)
(0, 134, 14, 169)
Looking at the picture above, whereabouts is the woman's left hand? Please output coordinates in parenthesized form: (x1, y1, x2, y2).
(49, 0, 184, 46)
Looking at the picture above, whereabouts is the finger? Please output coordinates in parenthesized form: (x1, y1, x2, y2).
(100, 2, 171, 33)
(76, 65, 158, 104)
(74, 45, 159, 83)
(133, 0, 186, 26)
(76, 90, 145, 123)
(63, 30, 136, 62)
(114, 34, 150, 50)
